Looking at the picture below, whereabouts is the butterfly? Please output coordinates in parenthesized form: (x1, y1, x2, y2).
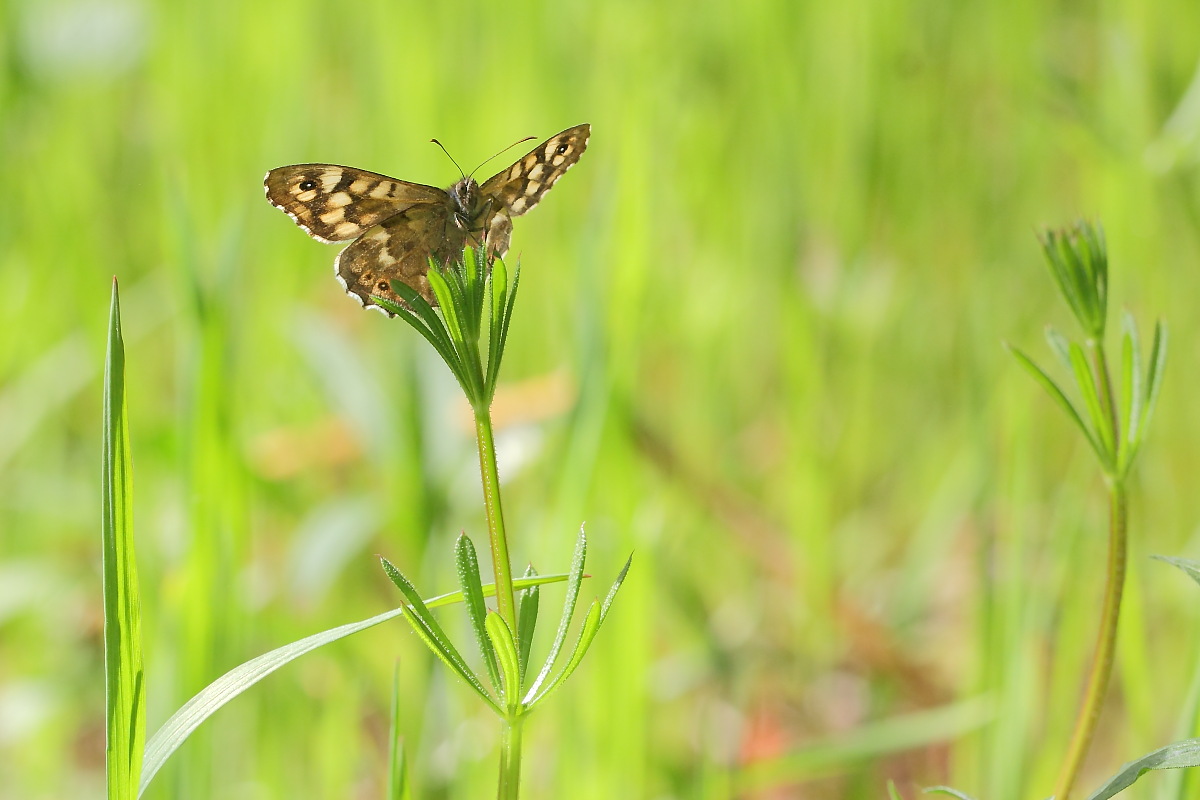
(264, 123, 590, 313)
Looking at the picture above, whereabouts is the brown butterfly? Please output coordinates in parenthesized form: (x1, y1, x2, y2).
(264, 123, 590, 313)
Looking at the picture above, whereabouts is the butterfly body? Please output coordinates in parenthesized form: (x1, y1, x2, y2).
(265, 124, 590, 313)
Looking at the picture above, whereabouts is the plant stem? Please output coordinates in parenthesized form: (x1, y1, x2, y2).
(1091, 342, 1120, 469)
(1053, 478, 1128, 800)
(474, 407, 518, 634)
(497, 717, 525, 800)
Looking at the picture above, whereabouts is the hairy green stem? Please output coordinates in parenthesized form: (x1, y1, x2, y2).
(474, 408, 518, 639)
(497, 717, 525, 800)
(1053, 479, 1128, 800)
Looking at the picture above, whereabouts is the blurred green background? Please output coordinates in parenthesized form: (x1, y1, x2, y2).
(4, 0, 1200, 797)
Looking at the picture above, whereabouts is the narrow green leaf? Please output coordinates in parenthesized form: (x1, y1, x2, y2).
(461, 247, 486, 329)
(1155, 556, 1200, 591)
(102, 279, 145, 800)
(1141, 320, 1168, 441)
(887, 780, 904, 800)
(526, 554, 632, 709)
(600, 555, 634, 619)
(524, 527, 587, 701)
(525, 600, 601, 709)
(1007, 344, 1104, 462)
(426, 263, 465, 345)
(380, 558, 500, 713)
(485, 612, 522, 711)
(1120, 313, 1142, 464)
(923, 788, 979, 800)
(456, 534, 502, 692)
(383, 285, 455, 352)
(1068, 340, 1114, 461)
(516, 566, 540, 684)
(484, 261, 518, 402)
(376, 288, 467, 389)
(1046, 326, 1075, 373)
(137, 574, 570, 796)
(1083, 739, 1200, 800)
(141, 606, 405, 796)
(484, 255, 508, 397)
(388, 665, 410, 800)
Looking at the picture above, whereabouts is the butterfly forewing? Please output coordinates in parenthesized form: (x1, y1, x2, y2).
(479, 123, 590, 219)
(264, 165, 448, 243)
(265, 124, 590, 314)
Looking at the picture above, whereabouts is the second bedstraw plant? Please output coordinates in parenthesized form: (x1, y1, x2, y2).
(374, 247, 631, 800)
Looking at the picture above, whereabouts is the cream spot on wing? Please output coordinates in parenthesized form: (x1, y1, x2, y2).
(524, 181, 541, 196)
(349, 179, 371, 193)
(328, 191, 353, 208)
(528, 164, 545, 181)
(552, 155, 566, 166)
(377, 250, 397, 266)
(369, 229, 390, 242)
(320, 170, 342, 191)
(296, 189, 318, 202)
(333, 221, 362, 238)
(508, 164, 522, 181)
(369, 182, 394, 199)
(543, 142, 558, 159)
(511, 197, 528, 214)
(524, 154, 537, 170)
(320, 207, 346, 224)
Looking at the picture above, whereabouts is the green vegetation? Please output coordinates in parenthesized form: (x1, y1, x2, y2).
(6, 1, 1200, 798)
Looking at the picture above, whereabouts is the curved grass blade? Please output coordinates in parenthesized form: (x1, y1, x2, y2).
(388, 664, 411, 800)
(102, 279, 145, 800)
(1083, 739, 1200, 800)
(923, 788, 979, 800)
(138, 574, 569, 797)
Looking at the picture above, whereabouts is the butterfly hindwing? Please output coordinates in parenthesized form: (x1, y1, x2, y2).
(264, 165, 448, 243)
(335, 204, 472, 309)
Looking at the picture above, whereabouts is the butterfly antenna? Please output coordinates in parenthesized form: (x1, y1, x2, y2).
(430, 138, 468, 179)
(468, 136, 537, 181)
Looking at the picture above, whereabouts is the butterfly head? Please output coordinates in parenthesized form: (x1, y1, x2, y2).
(448, 176, 490, 226)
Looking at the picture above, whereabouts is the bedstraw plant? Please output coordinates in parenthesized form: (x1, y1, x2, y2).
(928, 221, 1200, 800)
(100, 248, 630, 800)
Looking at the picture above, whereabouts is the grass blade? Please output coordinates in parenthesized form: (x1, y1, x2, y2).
(102, 279, 145, 800)
(138, 573, 570, 796)
(388, 664, 411, 800)
(924, 788, 980, 800)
